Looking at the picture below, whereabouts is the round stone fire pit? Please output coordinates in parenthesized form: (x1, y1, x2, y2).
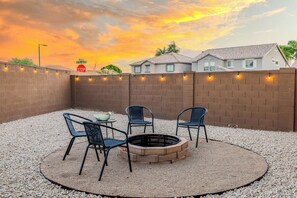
(118, 134, 188, 163)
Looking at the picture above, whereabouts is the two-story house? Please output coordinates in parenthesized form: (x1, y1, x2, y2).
(130, 53, 192, 74)
(192, 43, 288, 72)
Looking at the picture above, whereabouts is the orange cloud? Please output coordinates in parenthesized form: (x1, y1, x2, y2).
(0, 0, 265, 72)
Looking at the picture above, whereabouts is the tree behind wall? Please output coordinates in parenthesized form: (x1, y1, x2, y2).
(98, 64, 122, 74)
(8, 58, 36, 66)
(155, 41, 180, 56)
(280, 40, 297, 62)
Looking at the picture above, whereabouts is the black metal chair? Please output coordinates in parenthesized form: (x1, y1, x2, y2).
(62, 113, 94, 160)
(176, 107, 208, 148)
(125, 105, 155, 134)
(79, 122, 132, 181)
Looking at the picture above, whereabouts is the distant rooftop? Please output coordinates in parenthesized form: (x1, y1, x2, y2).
(130, 53, 192, 66)
(193, 43, 279, 62)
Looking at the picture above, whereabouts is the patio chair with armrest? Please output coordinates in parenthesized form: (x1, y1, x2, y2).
(63, 113, 99, 161)
(79, 122, 132, 181)
(176, 107, 208, 148)
(125, 105, 155, 134)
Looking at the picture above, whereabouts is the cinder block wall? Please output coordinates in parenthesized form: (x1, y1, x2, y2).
(71, 74, 130, 114)
(130, 72, 194, 120)
(72, 68, 297, 132)
(0, 63, 71, 123)
(196, 70, 273, 130)
(3, 64, 295, 132)
(194, 68, 296, 131)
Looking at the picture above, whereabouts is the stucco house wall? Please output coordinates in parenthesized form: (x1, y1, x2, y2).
(196, 55, 223, 72)
(130, 53, 192, 74)
(262, 45, 287, 69)
(192, 44, 288, 72)
(154, 63, 191, 73)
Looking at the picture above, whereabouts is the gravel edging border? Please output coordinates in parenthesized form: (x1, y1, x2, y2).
(39, 138, 269, 198)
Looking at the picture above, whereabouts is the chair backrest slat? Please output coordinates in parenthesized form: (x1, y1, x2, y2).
(63, 113, 76, 136)
(83, 122, 105, 147)
(128, 106, 144, 121)
(190, 107, 207, 124)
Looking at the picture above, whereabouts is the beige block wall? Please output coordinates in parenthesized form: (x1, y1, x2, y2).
(71, 69, 297, 132)
(2, 63, 297, 132)
(194, 69, 295, 131)
(0, 63, 71, 123)
(130, 72, 194, 120)
(71, 74, 130, 114)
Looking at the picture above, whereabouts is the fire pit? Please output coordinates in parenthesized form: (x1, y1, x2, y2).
(118, 134, 188, 163)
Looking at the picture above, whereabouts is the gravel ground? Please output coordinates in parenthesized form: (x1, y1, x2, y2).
(0, 109, 296, 198)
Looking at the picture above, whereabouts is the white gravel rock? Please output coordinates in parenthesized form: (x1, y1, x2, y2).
(0, 109, 296, 197)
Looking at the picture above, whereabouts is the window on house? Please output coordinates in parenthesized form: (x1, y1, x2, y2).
(227, 60, 234, 68)
(145, 64, 150, 73)
(245, 59, 255, 69)
(209, 60, 216, 71)
(204, 62, 209, 71)
(134, 66, 141, 73)
(210, 60, 215, 66)
(166, 64, 175, 72)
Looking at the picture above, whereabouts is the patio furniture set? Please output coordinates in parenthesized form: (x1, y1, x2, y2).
(62, 106, 208, 181)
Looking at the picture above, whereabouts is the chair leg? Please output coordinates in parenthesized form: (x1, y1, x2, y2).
(63, 137, 75, 160)
(196, 126, 200, 148)
(203, 125, 208, 143)
(176, 125, 179, 136)
(94, 145, 100, 161)
(187, 126, 192, 141)
(99, 150, 110, 181)
(126, 142, 132, 172)
(130, 125, 132, 134)
(103, 150, 108, 166)
(79, 145, 90, 175)
(144, 124, 147, 133)
(98, 145, 102, 153)
(152, 124, 155, 133)
(127, 124, 130, 134)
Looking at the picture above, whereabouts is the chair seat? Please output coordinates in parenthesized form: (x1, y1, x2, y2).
(104, 138, 126, 148)
(72, 131, 87, 137)
(178, 122, 202, 126)
(130, 120, 152, 125)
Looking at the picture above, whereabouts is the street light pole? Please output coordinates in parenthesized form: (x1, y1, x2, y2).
(38, 44, 48, 67)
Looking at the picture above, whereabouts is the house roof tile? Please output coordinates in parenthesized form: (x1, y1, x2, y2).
(130, 53, 192, 66)
(193, 43, 278, 62)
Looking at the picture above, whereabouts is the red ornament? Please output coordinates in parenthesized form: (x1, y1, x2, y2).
(77, 64, 86, 72)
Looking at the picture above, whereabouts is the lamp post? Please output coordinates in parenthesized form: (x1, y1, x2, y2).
(38, 44, 48, 67)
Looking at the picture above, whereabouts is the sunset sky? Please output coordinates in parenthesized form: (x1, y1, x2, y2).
(0, 0, 296, 72)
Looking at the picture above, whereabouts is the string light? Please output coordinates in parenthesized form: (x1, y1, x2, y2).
(20, 65, 24, 71)
(141, 74, 145, 81)
(160, 74, 165, 81)
(103, 75, 107, 81)
(267, 73, 273, 81)
(119, 75, 122, 80)
(4, 64, 8, 71)
(235, 72, 241, 80)
(34, 68, 37, 73)
(88, 77, 93, 82)
(207, 73, 213, 81)
(183, 73, 187, 80)
(75, 76, 80, 81)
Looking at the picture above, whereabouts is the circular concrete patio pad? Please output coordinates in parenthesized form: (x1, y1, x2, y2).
(41, 139, 268, 197)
